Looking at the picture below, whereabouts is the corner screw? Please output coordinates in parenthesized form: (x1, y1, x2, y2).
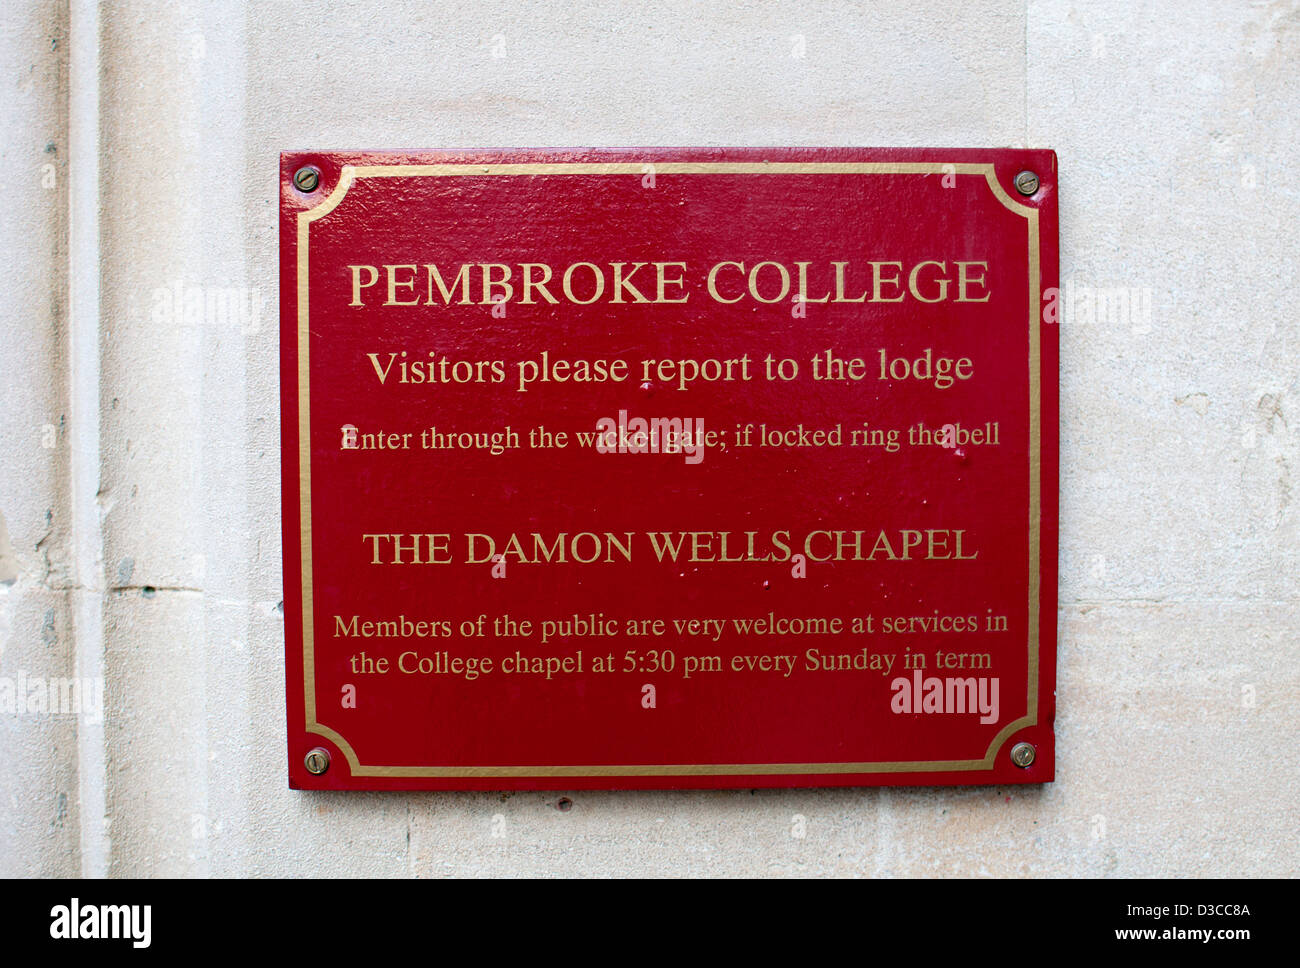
(293, 166, 320, 193)
(1010, 742, 1036, 768)
(1014, 170, 1040, 196)
(304, 747, 331, 775)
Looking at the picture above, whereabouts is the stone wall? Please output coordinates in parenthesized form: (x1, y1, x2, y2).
(1, 0, 1296, 877)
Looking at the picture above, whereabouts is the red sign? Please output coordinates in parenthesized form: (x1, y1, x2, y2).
(280, 148, 1059, 790)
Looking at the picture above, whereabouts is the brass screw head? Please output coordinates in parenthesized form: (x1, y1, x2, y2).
(1014, 170, 1040, 196)
(293, 166, 320, 193)
(304, 747, 331, 775)
(1010, 742, 1036, 768)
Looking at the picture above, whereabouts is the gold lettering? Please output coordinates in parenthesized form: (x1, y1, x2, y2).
(957, 261, 990, 302)
(870, 262, 904, 302)
(384, 264, 419, 306)
(656, 262, 689, 303)
(349, 265, 379, 306)
(908, 261, 949, 302)
(424, 264, 471, 304)
(707, 262, 745, 303)
(520, 263, 559, 304)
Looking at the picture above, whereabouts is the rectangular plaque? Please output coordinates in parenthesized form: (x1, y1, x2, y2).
(280, 148, 1059, 789)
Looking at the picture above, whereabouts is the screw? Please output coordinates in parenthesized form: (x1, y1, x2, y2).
(1014, 170, 1040, 196)
(293, 166, 320, 193)
(304, 747, 331, 775)
(1010, 742, 1036, 768)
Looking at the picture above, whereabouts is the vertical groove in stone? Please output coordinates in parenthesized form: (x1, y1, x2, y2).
(68, 0, 105, 879)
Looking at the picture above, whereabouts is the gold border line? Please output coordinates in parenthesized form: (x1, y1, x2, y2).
(295, 161, 1042, 778)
